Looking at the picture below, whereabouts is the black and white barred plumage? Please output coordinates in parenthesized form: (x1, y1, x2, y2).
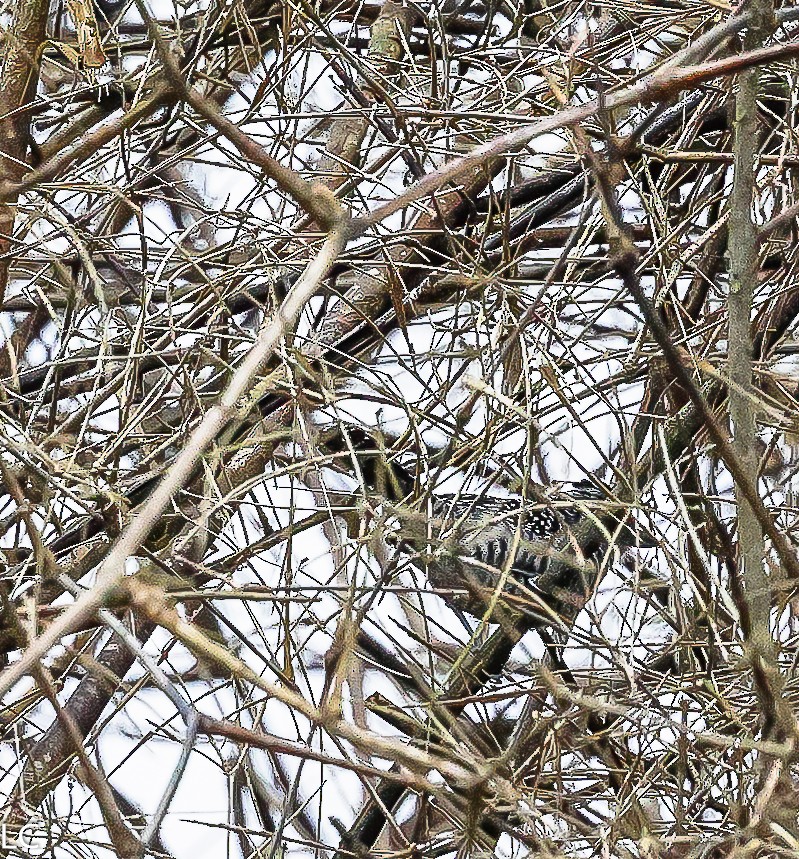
(400, 482, 648, 623)
(319, 427, 651, 626)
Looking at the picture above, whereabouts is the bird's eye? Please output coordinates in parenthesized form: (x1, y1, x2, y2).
(585, 540, 602, 559)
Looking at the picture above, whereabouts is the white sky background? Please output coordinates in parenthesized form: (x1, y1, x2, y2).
(4, 0, 794, 857)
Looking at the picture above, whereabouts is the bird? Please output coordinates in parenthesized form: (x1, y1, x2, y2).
(319, 427, 654, 629)
(394, 482, 654, 628)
